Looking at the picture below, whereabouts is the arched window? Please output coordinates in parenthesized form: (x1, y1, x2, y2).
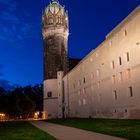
(58, 16, 61, 24)
(56, 16, 59, 23)
(48, 16, 53, 24)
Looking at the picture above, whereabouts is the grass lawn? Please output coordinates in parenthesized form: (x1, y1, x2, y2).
(46, 118, 140, 140)
(0, 121, 56, 140)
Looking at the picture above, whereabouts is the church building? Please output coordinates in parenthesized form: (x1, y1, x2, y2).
(42, 0, 140, 119)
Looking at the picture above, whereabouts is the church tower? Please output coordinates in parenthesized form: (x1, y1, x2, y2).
(42, 0, 69, 80)
(42, 0, 69, 119)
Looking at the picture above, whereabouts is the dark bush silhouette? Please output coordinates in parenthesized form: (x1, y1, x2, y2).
(0, 84, 43, 119)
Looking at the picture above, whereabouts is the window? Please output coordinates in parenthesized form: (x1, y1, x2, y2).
(114, 109, 117, 113)
(73, 83, 75, 89)
(129, 86, 133, 97)
(95, 53, 98, 57)
(98, 94, 101, 102)
(49, 17, 53, 24)
(83, 77, 86, 83)
(91, 85, 94, 91)
(96, 69, 100, 76)
(58, 16, 61, 24)
(113, 90, 117, 100)
(112, 75, 115, 84)
(91, 73, 94, 79)
(109, 41, 112, 46)
(78, 100, 81, 106)
(90, 58, 93, 62)
(78, 90, 81, 96)
(47, 91, 52, 98)
(78, 80, 81, 86)
(119, 72, 123, 81)
(83, 88, 86, 94)
(83, 99, 86, 105)
(97, 81, 100, 88)
(126, 52, 130, 62)
(111, 61, 115, 69)
(124, 30, 127, 36)
(118, 57, 122, 65)
(127, 69, 131, 79)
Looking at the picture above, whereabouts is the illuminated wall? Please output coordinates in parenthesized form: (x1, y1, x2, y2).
(63, 6, 140, 119)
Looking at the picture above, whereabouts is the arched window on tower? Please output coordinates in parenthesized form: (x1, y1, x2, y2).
(56, 16, 59, 23)
(48, 16, 53, 24)
(58, 16, 61, 24)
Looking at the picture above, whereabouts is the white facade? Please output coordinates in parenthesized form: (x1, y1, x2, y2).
(44, 5, 140, 119)
(44, 79, 58, 118)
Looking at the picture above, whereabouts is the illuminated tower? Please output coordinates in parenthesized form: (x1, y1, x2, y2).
(42, 0, 69, 118)
(42, 0, 69, 80)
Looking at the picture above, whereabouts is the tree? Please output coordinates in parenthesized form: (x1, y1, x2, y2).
(0, 84, 43, 119)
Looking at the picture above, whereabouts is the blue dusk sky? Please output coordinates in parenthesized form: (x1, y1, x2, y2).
(0, 0, 139, 90)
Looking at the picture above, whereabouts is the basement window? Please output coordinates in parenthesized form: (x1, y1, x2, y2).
(47, 91, 52, 98)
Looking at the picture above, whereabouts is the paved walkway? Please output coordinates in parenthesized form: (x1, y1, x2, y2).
(30, 121, 127, 140)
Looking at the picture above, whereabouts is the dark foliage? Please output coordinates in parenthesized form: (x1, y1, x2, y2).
(0, 84, 43, 119)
